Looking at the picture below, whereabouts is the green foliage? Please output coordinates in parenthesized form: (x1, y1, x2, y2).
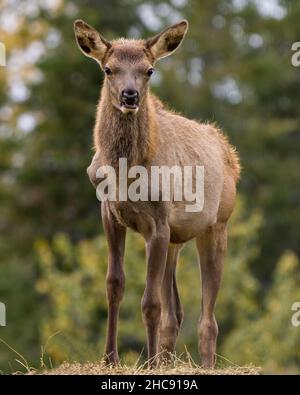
(222, 251, 300, 374)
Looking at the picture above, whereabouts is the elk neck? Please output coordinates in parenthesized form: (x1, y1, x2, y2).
(94, 81, 158, 169)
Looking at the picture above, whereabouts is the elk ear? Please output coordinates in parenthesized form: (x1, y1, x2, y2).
(146, 20, 188, 60)
(74, 19, 111, 64)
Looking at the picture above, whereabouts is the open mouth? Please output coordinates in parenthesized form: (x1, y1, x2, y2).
(122, 103, 138, 109)
(120, 102, 139, 113)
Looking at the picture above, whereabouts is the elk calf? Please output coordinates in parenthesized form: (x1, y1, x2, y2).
(74, 19, 240, 368)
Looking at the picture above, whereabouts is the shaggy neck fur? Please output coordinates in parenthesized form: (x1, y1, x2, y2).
(94, 81, 157, 169)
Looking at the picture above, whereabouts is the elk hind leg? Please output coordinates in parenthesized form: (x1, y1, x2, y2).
(196, 222, 227, 369)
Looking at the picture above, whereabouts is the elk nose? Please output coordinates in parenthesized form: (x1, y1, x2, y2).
(121, 89, 139, 105)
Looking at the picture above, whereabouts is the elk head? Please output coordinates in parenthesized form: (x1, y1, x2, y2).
(74, 19, 188, 114)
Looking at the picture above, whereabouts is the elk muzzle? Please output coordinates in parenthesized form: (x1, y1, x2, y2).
(120, 89, 139, 114)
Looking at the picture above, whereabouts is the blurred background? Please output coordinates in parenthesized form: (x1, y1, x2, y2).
(0, 0, 300, 374)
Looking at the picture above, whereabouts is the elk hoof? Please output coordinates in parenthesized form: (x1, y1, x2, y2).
(147, 355, 159, 369)
(104, 352, 120, 366)
(158, 349, 174, 365)
(201, 354, 216, 369)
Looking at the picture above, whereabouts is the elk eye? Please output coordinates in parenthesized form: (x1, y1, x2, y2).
(147, 68, 154, 77)
(104, 66, 112, 75)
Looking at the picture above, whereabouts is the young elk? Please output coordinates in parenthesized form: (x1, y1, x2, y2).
(74, 19, 240, 368)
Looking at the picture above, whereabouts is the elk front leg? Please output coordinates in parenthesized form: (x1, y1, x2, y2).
(158, 244, 183, 361)
(102, 202, 126, 365)
(142, 221, 170, 367)
(196, 222, 227, 369)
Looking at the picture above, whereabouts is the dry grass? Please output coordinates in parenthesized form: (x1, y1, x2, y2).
(0, 337, 260, 375)
(41, 361, 259, 375)
(37, 354, 260, 375)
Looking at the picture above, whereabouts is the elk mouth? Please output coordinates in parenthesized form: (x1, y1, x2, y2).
(120, 102, 139, 114)
(120, 90, 139, 114)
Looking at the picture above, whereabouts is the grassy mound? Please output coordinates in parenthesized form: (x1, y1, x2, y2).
(38, 360, 260, 375)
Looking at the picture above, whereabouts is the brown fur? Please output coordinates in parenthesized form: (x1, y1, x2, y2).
(75, 19, 240, 368)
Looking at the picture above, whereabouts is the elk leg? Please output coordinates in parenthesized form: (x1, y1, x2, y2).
(142, 221, 170, 367)
(102, 202, 126, 365)
(158, 244, 183, 361)
(196, 222, 227, 369)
